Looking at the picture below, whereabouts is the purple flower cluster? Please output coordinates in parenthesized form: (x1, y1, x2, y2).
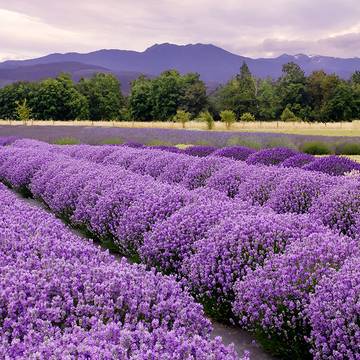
(281, 153, 315, 168)
(1, 139, 359, 358)
(183, 145, 218, 157)
(307, 255, 360, 359)
(246, 147, 298, 166)
(303, 155, 360, 176)
(233, 231, 358, 356)
(0, 184, 239, 359)
(212, 146, 256, 161)
(0, 136, 20, 146)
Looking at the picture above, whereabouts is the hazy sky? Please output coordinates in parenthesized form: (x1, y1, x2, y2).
(0, 0, 359, 61)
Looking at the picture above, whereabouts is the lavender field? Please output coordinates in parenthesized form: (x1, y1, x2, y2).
(0, 137, 359, 359)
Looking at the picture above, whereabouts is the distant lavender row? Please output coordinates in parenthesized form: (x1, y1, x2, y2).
(0, 143, 359, 358)
(2, 124, 360, 150)
(0, 184, 241, 359)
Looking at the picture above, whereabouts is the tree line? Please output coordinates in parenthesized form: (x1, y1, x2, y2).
(0, 62, 359, 123)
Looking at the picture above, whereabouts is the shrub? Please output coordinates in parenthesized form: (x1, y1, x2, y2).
(183, 146, 217, 158)
(280, 107, 299, 122)
(246, 147, 298, 166)
(173, 109, 191, 129)
(183, 213, 319, 319)
(310, 179, 360, 237)
(233, 231, 357, 359)
(307, 255, 360, 360)
(53, 137, 80, 145)
(335, 142, 360, 155)
(303, 155, 360, 176)
(211, 146, 256, 161)
(198, 111, 214, 130)
(281, 153, 315, 168)
(240, 112, 255, 122)
(301, 141, 332, 155)
(220, 110, 236, 129)
(226, 136, 262, 149)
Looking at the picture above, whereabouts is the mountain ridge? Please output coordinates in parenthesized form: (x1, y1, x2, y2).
(0, 43, 359, 91)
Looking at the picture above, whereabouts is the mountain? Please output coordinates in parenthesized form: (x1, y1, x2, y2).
(0, 61, 146, 93)
(0, 43, 359, 90)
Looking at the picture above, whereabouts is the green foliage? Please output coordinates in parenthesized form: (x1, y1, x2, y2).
(31, 74, 89, 120)
(145, 139, 173, 146)
(197, 111, 214, 130)
(129, 71, 206, 121)
(179, 73, 207, 117)
(0, 82, 37, 120)
(220, 110, 236, 129)
(226, 136, 262, 149)
(15, 99, 32, 121)
(240, 112, 255, 122)
(78, 73, 123, 120)
(264, 137, 297, 150)
(213, 62, 257, 118)
(301, 141, 332, 155)
(53, 137, 80, 145)
(351, 70, 360, 85)
(129, 76, 154, 121)
(280, 107, 299, 122)
(257, 79, 280, 120)
(321, 82, 360, 121)
(335, 142, 360, 155)
(173, 109, 191, 128)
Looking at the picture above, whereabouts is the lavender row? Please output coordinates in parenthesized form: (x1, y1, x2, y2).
(1, 145, 359, 358)
(3, 141, 360, 239)
(10, 138, 360, 176)
(0, 184, 242, 359)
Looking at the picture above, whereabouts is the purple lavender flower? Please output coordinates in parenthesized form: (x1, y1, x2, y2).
(212, 146, 256, 161)
(246, 147, 298, 166)
(281, 153, 315, 168)
(303, 155, 360, 176)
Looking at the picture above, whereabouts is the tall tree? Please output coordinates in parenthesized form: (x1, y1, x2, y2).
(31, 74, 89, 120)
(257, 79, 280, 119)
(213, 62, 257, 118)
(78, 73, 123, 120)
(277, 62, 308, 118)
(128, 75, 154, 121)
(179, 73, 207, 117)
(0, 81, 36, 119)
(151, 70, 183, 120)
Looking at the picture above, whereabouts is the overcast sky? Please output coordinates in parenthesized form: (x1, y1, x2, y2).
(0, 0, 359, 61)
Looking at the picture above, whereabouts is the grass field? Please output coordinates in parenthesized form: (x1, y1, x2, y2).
(2, 119, 360, 137)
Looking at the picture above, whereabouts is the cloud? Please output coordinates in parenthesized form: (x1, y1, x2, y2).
(0, 0, 359, 60)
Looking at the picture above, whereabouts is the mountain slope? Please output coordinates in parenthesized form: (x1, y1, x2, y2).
(0, 43, 359, 86)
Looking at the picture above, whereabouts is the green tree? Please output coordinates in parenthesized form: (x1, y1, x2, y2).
(257, 79, 279, 119)
(198, 111, 214, 130)
(351, 70, 360, 85)
(306, 71, 340, 121)
(15, 99, 32, 122)
(173, 109, 191, 128)
(213, 62, 257, 118)
(321, 82, 360, 121)
(78, 73, 123, 120)
(280, 107, 299, 121)
(220, 110, 236, 129)
(128, 75, 154, 121)
(240, 112, 256, 121)
(179, 73, 207, 117)
(32, 74, 88, 120)
(277, 62, 307, 118)
(0, 82, 36, 119)
(151, 70, 183, 120)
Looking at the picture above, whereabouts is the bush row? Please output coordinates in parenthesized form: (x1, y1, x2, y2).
(0, 183, 241, 359)
(0, 143, 359, 358)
